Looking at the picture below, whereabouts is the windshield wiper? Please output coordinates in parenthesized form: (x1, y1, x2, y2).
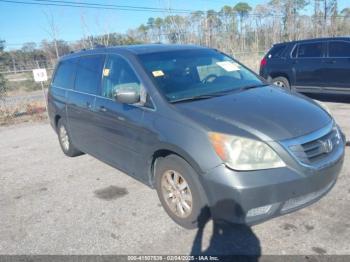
(171, 94, 221, 103)
(239, 83, 269, 91)
(171, 83, 269, 103)
(206, 83, 269, 96)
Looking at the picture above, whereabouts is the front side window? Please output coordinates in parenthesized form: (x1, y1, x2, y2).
(329, 41, 350, 57)
(138, 49, 263, 102)
(102, 55, 141, 99)
(52, 58, 78, 89)
(75, 55, 105, 95)
(297, 42, 324, 58)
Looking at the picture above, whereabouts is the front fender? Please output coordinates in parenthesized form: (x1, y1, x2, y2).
(143, 115, 223, 187)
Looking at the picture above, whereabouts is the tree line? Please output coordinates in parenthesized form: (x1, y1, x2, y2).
(128, 0, 350, 53)
(0, 0, 350, 75)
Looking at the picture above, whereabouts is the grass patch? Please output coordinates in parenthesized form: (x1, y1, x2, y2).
(0, 100, 47, 126)
(4, 71, 52, 94)
(6, 79, 49, 92)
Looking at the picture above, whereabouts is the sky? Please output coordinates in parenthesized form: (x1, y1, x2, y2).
(0, 0, 349, 50)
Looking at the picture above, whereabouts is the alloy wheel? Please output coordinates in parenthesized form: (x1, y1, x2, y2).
(274, 80, 286, 88)
(59, 125, 70, 151)
(161, 170, 193, 218)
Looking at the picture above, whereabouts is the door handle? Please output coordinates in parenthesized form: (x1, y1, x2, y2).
(86, 102, 92, 109)
(99, 106, 107, 112)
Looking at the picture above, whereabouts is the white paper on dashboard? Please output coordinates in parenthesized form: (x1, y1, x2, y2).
(216, 61, 240, 72)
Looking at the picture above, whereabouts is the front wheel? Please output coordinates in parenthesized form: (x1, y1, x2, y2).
(155, 155, 209, 229)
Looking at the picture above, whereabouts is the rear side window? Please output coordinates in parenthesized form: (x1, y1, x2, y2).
(52, 59, 77, 89)
(297, 42, 323, 58)
(268, 44, 287, 58)
(75, 55, 105, 95)
(329, 41, 350, 57)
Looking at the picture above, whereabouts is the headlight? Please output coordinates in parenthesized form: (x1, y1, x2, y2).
(333, 125, 343, 144)
(208, 132, 285, 171)
(315, 100, 332, 115)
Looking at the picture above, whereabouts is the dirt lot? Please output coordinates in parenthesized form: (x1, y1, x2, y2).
(0, 94, 349, 256)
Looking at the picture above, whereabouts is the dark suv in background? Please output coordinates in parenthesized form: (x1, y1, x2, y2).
(260, 37, 350, 94)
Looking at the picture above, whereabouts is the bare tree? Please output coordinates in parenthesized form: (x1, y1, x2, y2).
(43, 10, 60, 59)
(80, 11, 94, 49)
(95, 14, 113, 46)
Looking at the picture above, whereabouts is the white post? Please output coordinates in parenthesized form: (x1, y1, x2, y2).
(40, 81, 48, 115)
(33, 63, 49, 117)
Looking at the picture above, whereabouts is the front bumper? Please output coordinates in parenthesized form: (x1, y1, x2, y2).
(200, 144, 345, 225)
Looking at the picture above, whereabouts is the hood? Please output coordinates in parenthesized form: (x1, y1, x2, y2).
(174, 86, 332, 141)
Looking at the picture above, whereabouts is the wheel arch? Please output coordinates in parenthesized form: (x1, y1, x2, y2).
(269, 73, 291, 85)
(148, 145, 205, 188)
(54, 114, 61, 131)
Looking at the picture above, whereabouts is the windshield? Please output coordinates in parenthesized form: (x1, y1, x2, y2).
(138, 49, 264, 102)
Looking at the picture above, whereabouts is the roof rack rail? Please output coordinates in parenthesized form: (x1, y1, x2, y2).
(70, 48, 87, 54)
(93, 44, 106, 49)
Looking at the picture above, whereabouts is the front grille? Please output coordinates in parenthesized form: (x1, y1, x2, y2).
(281, 181, 334, 213)
(287, 125, 341, 165)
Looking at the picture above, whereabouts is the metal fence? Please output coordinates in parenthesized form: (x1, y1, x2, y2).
(0, 50, 266, 125)
(0, 50, 266, 75)
(0, 60, 55, 74)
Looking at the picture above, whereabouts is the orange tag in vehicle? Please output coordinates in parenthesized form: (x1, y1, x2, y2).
(103, 68, 110, 76)
(152, 70, 164, 77)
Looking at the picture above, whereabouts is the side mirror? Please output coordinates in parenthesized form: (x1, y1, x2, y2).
(115, 86, 140, 104)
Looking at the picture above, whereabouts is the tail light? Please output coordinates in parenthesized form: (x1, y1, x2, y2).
(260, 57, 267, 68)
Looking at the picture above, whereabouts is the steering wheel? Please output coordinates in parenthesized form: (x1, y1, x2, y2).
(202, 74, 218, 84)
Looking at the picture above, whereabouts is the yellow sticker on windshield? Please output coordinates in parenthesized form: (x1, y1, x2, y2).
(216, 61, 240, 72)
(103, 68, 110, 77)
(152, 70, 164, 77)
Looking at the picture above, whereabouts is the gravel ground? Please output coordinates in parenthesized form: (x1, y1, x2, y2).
(0, 95, 349, 256)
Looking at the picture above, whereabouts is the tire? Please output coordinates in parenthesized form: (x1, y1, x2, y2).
(155, 155, 209, 229)
(271, 76, 290, 90)
(57, 119, 83, 157)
